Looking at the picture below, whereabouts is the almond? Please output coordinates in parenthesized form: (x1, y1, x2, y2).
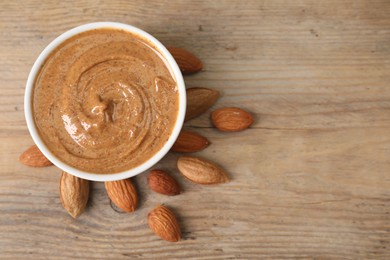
(60, 172, 89, 218)
(148, 205, 181, 242)
(167, 47, 202, 74)
(19, 145, 53, 167)
(177, 156, 229, 184)
(171, 130, 210, 153)
(186, 87, 219, 121)
(211, 107, 254, 132)
(105, 179, 138, 212)
(147, 170, 181, 196)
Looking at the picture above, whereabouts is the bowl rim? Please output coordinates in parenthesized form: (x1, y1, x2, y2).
(24, 22, 186, 182)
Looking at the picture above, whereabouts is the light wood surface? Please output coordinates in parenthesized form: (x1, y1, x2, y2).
(1, 0, 390, 259)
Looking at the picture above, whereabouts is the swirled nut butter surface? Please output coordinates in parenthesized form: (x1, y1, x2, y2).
(33, 29, 179, 173)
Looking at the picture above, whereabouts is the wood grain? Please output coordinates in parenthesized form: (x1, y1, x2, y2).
(1, 0, 390, 259)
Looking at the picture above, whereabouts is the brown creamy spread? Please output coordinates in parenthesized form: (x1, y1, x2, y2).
(33, 29, 179, 173)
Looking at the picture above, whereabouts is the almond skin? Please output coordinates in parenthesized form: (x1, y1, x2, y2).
(60, 172, 89, 218)
(148, 205, 181, 242)
(19, 145, 53, 167)
(186, 87, 219, 121)
(147, 170, 181, 196)
(167, 47, 202, 74)
(171, 130, 210, 153)
(211, 107, 254, 132)
(177, 156, 229, 184)
(105, 179, 138, 212)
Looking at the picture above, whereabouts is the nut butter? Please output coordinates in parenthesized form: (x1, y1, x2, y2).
(32, 28, 179, 173)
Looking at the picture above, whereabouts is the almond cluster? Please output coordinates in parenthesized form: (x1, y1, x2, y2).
(19, 47, 254, 242)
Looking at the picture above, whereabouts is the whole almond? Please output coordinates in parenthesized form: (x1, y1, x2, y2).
(167, 47, 202, 74)
(177, 156, 229, 184)
(147, 170, 181, 196)
(19, 145, 53, 167)
(105, 179, 138, 212)
(186, 87, 219, 121)
(211, 107, 254, 132)
(60, 172, 89, 218)
(148, 205, 181, 242)
(171, 130, 210, 153)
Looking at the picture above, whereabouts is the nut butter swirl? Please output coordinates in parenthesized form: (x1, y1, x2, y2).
(33, 29, 178, 173)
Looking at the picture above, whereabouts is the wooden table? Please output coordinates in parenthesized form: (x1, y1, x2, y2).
(1, 1, 389, 258)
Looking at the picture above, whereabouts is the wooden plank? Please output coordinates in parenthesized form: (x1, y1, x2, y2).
(0, 0, 389, 258)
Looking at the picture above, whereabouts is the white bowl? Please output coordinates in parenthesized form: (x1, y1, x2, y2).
(24, 22, 186, 182)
